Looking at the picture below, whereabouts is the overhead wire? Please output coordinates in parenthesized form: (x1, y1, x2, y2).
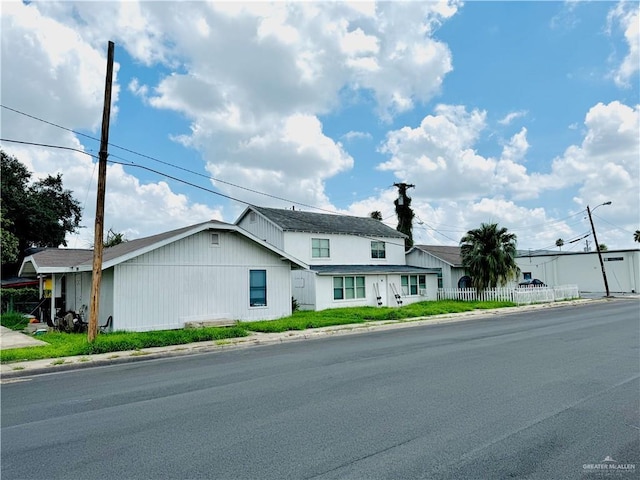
(3, 105, 625, 251)
(0, 137, 409, 248)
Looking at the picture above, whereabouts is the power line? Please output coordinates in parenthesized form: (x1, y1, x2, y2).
(0, 104, 337, 214)
(0, 137, 408, 248)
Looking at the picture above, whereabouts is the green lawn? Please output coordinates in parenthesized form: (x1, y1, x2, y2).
(1, 300, 515, 363)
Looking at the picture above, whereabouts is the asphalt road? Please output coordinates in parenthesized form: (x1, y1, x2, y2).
(2, 299, 638, 480)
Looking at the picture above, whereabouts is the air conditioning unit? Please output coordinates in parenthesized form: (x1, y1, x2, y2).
(419, 289, 427, 296)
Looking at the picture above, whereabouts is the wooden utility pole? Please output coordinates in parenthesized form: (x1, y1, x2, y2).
(587, 204, 611, 297)
(88, 41, 115, 342)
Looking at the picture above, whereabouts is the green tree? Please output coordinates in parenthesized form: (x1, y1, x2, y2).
(598, 243, 608, 252)
(460, 223, 519, 292)
(1, 151, 82, 259)
(369, 211, 383, 221)
(1, 208, 19, 264)
(394, 183, 415, 250)
(634, 230, 640, 243)
(555, 238, 564, 251)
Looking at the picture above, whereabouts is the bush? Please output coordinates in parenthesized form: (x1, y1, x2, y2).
(1, 312, 31, 331)
(0, 288, 39, 314)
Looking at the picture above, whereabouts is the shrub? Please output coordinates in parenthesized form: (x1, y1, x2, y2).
(1, 312, 30, 331)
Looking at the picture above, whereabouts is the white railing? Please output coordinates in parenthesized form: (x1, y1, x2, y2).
(437, 285, 580, 305)
(552, 285, 580, 301)
(437, 287, 515, 302)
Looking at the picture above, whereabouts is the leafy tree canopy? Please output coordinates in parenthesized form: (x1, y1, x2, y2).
(1, 151, 82, 262)
(460, 223, 520, 292)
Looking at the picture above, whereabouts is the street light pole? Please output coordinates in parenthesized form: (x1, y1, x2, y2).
(586, 202, 611, 297)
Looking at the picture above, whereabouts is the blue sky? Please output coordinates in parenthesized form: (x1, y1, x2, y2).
(1, 1, 638, 252)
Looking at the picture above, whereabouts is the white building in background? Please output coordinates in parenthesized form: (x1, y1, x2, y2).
(516, 249, 639, 293)
(235, 206, 439, 310)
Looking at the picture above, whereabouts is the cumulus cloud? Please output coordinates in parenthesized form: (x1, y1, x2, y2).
(0, 2, 221, 247)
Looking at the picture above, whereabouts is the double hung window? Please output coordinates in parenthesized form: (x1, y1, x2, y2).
(371, 241, 386, 259)
(312, 238, 330, 258)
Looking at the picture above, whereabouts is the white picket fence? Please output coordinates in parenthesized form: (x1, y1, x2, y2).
(437, 285, 580, 306)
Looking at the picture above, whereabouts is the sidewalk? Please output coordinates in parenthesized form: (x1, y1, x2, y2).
(0, 298, 617, 380)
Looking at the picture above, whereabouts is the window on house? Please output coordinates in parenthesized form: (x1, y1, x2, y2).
(401, 275, 426, 295)
(371, 241, 386, 259)
(523, 272, 532, 280)
(312, 238, 330, 258)
(250, 270, 267, 307)
(210, 233, 220, 246)
(333, 276, 366, 300)
(437, 270, 443, 289)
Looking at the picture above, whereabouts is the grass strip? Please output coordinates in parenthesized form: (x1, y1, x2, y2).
(0, 327, 249, 363)
(242, 300, 515, 333)
(1, 300, 515, 363)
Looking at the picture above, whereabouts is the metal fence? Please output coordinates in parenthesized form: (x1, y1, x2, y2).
(437, 285, 580, 305)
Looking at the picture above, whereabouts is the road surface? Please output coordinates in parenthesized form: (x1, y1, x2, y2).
(2, 299, 638, 479)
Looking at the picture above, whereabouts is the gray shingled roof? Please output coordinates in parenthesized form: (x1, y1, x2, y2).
(310, 265, 439, 275)
(20, 220, 308, 274)
(28, 248, 94, 268)
(413, 245, 463, 267)
(250, 206, 406, 238)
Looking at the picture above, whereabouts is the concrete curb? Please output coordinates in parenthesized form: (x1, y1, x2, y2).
(0, 298, 620, 380)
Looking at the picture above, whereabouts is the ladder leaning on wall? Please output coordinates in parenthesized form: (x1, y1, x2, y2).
(389, 283, 403, 306)
(373, 282, 383, 307)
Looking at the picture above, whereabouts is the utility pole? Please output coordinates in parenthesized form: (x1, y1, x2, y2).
(393, 182, 415, 250)
(587, 204, 611, 297)
(88, 41, 115, 342)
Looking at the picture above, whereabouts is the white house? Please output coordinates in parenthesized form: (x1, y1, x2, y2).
(19, 221, 307, 332)
(516, 249, 639, 293)
(235, 206, 439, 310)
(405, 245, 471, 289)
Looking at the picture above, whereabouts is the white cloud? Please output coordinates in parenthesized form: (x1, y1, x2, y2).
(342, 131, 373, 141)
(498, 110, 528, 126)
(607, 2, 640, 88)
(0, 2, 221, 248)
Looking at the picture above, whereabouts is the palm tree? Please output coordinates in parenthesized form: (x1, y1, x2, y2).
(460, 223, 519, 292)
(634, 230, 640, 243)
(555, 238, 564, 251)
(369, 211, 383, 221)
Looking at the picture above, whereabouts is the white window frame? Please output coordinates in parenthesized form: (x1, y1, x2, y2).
(371, 241, 386, 259)
(333, 276, 366, 300)
(312, 238, 330, 258)
(401, 275, 426, 296)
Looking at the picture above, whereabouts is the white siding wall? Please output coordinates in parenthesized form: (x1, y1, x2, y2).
(237, 213, 285, 249)
(292, 269, 317, 310)
(313, 273, 438, 311)
(283, 232, 406, 265)
(405, 250, 468, 289)
(112, 231, 293, 332)
(516, 250, 639, 293)
(63, 270, 113, 326)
